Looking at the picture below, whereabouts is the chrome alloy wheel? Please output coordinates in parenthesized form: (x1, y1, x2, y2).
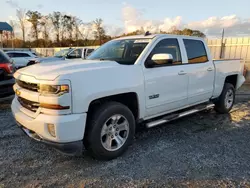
(225, 89, 234, 109)
(100, 114, 129, 151)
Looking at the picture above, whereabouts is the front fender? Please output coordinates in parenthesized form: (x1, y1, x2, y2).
(68, 65, 146, 118)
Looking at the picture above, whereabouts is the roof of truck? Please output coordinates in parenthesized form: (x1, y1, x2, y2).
(114, 34, 203, 40)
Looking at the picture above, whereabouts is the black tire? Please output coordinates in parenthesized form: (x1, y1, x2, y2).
(84, 102, 135, 160)
(214, 83, 235, 114)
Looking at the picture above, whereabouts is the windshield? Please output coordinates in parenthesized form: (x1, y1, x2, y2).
(54, 49, 72, 58)
(87, 39, 150, 65)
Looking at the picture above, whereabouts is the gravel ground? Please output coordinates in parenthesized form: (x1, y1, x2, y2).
(1, 86, 250, 188)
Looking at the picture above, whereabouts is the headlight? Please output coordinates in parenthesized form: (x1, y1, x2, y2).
(39, 84, 69, 95)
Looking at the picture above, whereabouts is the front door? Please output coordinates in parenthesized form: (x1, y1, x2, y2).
(143, 38, 189, 117)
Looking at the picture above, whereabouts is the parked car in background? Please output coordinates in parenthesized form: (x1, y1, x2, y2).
(11, 34, 245, 160)
(0, 50, 15, 98)
(27, 47, 97, 66)
(6, 51, 38, 69)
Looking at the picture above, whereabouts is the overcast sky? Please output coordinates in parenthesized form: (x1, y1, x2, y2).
(1, 0, 250, 37)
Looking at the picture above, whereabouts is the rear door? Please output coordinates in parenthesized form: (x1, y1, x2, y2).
(182, 39, 214, 105)
(143, 38, 189, 117)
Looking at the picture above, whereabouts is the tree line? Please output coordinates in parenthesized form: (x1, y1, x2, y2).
(2, 9, 206, 48)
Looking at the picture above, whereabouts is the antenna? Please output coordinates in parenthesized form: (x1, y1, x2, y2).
(144, 31, 151, 36)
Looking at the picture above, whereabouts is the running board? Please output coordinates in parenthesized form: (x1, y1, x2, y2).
(146, 104, 215, 128)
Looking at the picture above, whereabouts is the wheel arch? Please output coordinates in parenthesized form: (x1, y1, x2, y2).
(87, 92, 140, 122)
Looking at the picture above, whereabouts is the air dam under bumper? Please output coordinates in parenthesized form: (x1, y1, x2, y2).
(11, 98, 87, 155)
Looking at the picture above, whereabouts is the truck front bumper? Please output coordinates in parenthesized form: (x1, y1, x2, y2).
(11, 98, 87, 155)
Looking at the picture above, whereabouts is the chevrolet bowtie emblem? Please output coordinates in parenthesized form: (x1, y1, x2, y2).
(16, 89, 21, 96)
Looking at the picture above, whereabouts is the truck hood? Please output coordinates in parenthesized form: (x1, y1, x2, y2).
(15, 59, 121, 81)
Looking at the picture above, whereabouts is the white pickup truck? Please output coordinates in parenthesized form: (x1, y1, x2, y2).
(27, 47, 98, 66)
(11, 34, 245, 160)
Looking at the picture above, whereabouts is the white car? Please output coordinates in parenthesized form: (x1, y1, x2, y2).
(6, 51, 38, 69)
(11, 34, 245, 160)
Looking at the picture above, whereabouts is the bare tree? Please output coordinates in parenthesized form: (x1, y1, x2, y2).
(8, 20, 16, 37)
(78, 23, 93, 46)
(62, 15, 75, 41)
(8, 20, 16, 48)
(93, 18, 106, 45)
(16, 8, 26, 45)
(72, 17, 83, 46)
(26, 10, 42, 43)
(49, 12, 62, 46)
(40, 16, 50, 47)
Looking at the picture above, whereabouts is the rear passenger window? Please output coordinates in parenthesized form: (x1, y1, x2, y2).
(7, 53, 14, 58)
(10, 53, 31, 58)
(17, 53, 31, 57)
(183, 39, 208, 63)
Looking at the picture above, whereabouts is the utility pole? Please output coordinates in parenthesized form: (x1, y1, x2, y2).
(220, 28, 225, 59)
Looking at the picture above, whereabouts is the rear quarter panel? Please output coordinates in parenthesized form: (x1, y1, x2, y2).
(213, 59, 245, 98)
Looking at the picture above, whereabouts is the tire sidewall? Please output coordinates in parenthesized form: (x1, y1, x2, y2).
(88, 103, 135, 159)
(217, 83, 235, 113)
(224, 87, 235, 110)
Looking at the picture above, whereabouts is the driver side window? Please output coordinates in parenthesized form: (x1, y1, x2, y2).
(147, 38, 182, 65)
(69, 49, 82, 58)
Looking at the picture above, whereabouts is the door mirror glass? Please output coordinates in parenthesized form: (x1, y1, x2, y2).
(151, 53, 173, 65)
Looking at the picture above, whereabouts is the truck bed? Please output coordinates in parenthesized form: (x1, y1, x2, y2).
(213, 59, 245, 97)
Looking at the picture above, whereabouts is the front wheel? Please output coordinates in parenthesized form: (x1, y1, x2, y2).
(85, 102, 135, 160)
(214, 83, 235, 114)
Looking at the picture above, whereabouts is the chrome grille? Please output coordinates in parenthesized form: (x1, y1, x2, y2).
(17, 97, 39, 112)
(16, 79, 38, 92)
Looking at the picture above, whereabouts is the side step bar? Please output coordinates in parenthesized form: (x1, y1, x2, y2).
(146, 104, 215, 128)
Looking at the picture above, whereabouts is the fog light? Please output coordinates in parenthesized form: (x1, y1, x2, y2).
(47, 123, 56, 137)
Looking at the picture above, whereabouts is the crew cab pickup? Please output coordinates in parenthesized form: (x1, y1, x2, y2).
(11, 34, 245, 160)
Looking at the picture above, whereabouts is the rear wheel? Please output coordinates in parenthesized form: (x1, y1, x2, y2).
(214, 83, 235, 114)
(85, 102, 135, 160)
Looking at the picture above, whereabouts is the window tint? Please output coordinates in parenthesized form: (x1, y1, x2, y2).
(85, 49, 94, 57)
(184, 39, 208, 63)
(7, 53, 14, 58)
(8, 52, 31, 58)
(148, 39, 182, 65)
(17, 53, 31, 57)
(69, 49, 82, 58)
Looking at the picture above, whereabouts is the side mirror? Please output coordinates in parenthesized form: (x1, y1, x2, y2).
(151, 53, 173, 65)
